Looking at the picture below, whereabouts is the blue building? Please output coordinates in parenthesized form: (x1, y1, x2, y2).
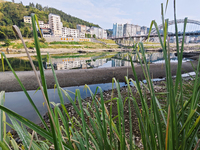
(113, 23, 123, 38)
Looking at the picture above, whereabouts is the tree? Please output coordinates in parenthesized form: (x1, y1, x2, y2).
(85, 34, 91, 38)
(4, 39, 11, 46)
(29, 2, 35, 8)
(23, 27, 31, 38)
(93, 34, 96, 38)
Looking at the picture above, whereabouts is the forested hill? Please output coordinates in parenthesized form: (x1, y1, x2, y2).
(0, 1, 100, 39)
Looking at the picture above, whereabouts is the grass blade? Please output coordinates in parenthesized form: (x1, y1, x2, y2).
(0, 141, 9, 150)
(1, 52, 49, 132)
(77, 90, 89, 150)
(1, 53, 4, 72)
(0, 104, 73, 150)
(0, 91, 5, 150)
(9, 116, 31, 150)
(31, 14, 49, 104)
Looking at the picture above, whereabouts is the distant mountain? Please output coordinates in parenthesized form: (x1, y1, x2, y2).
(0, 1, 100, 39)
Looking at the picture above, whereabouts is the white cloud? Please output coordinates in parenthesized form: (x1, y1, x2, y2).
(59, 1, 132, 28)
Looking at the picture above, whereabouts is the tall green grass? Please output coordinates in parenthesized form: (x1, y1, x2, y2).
(0, 1, 199, 150)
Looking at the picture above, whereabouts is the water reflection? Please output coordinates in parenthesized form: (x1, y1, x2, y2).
(0, 52, 192, 72)
(46, 52, 192, 70)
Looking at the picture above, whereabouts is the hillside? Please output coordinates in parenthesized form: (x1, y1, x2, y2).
(0, 1, 100, 39)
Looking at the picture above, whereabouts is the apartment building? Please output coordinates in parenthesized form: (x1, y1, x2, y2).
(90, 27, 107, 39)
(62, 27, 70, 37)
(123, 23, 131, 37)
(90, 27, 100, 38)
(70, 29, 79, 38)
(40, 28, 52, 37)
(62, 27, 85, 38)
(114, 23, 145, 37)
(48, 13, 62, 37)
(76, 24, 87, 33)
(113, 23, 123, 38)
(131, 24, 137, 35)
(102, 30, 107, 39)
(38, 21, 44, 28)
(135, 25, 141, 32)
(44, 24, 50, 28)
(123, 24, 140, 37)
(79, 32, 85, 38)
(23, 16, 32, 24)
(141, 26, 148, 35)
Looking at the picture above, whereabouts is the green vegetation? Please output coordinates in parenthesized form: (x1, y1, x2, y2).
(143, 41, 160, 44)
(106, 29, 113, 37)
(143, 45, 162, 49)
(3, 39, 11, 46)
(0, 1, 200, 150)
(48, 41, 119, 49)
(50, 41, 82, 45)
(0, 1, 100, 39)
(51, 52, 113, 59)
(0, 40, 119, 50)
(0, 57, 39, 71)
(97, 39, 116, 44)
(12, 41, 48, 49)
(85, 33, 91, 38)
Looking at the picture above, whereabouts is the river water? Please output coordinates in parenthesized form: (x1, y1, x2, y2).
(0, 52, 192, 71)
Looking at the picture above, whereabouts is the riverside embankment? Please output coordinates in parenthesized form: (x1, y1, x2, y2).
(0, 61, 198, 92)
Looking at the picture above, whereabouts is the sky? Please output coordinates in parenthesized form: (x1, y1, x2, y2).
(10, 0, 200, 29)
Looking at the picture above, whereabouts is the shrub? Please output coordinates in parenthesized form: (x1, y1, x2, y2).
(4, 39, 11, 46)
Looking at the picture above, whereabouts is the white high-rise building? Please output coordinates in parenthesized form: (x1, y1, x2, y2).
(79, 32, 85, 38)
(102, 30, 107, 39)
(123, 23, 132, 37)
(131, 24, 137, 35)
(70, 29, 79, 38)
(123, 23, 141, 37)
(62, 27, 85, 38)
(90, 27, 107, 39)
(48, 13, 62, 37)
(38, 21, 44, 28)
(62, 27, 70, 37)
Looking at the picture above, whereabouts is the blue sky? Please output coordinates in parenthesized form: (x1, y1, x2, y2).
(11, 0, 200, 29)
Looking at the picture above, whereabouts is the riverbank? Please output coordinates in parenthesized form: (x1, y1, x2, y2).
(0, 61, 198, 92)
(1, 42, 200, 59)
(0, 48, 132, 59)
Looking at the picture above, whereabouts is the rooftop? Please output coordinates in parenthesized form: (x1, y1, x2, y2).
(49, 13, 60, 17)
